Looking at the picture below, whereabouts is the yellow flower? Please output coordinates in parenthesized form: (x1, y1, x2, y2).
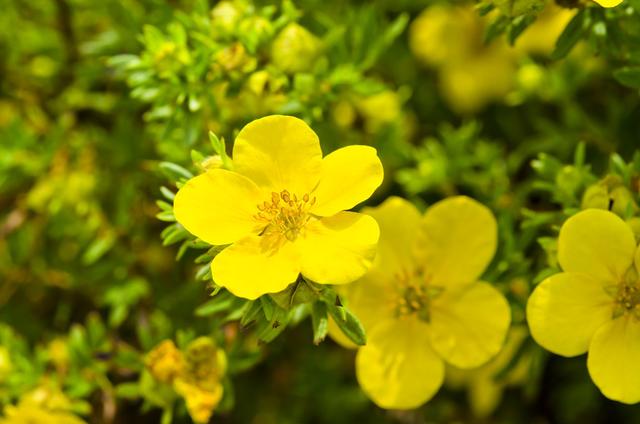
(174, 337, 227, 424)
(145, 340, 186, 384)
(0, 385, 86, 424)
(593, 0, 623, 7)
(445, 326, 532, 417)
(174, 115, 383, 299)
(527, 209, 640, 404)
(332, 196, 511, 409)
(514, 3, 576, 56)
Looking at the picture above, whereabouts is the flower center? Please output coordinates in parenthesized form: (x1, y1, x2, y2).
(610, 267, 640, 320)
(394, 268, 443, 322)
(255, 190, 316, 242)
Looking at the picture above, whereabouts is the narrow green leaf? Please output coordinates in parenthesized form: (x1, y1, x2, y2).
(613, 67, 640, 89)
(326, 303, 366, 346)
(551, 10, 589, 60)
(311, 302, 329, 345)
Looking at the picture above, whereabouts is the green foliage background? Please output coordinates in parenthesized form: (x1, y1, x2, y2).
(2, 0, 640, 422)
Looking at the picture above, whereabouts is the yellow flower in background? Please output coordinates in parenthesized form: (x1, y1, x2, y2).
(446, 326, 532, 418)
(515, 3, 577, 56)
(527, 209, 640, 404)
(145, 340, 186, 384)
(0, 384, 87, 424)
(409, 4, 516, 114)
(409, 5, 483, 68)
(174, 115, 383, 299)
(439, 49, 516, 114)
(146, 338, 226, 423)
(331, 196, 510, 409)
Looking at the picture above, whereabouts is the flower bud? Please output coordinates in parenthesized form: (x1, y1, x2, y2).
(271, 23, 321, 74)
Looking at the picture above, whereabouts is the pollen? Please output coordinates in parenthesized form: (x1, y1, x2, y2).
(255, 189, 316, 241)
(393, 268, 443, 322)
(612, 283, 640, 320)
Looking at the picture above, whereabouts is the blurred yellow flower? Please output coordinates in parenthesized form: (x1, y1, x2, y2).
(332, 196, 510, 409)
(174, 115, 383, 299)
(446, 326, 532, 417)
(271, 23, 321, 74)
(146, 337, 226, 423)
(145, 340, 186, 384)
(527, 209, 640, 403)
(0, 347, 11, 383)
(514, 4, 577, 56)
(355, 90, 402, 132)
(409, 4, 517, 114)
(0, 385, 86, 424)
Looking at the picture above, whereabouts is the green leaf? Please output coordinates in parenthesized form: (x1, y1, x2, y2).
(240, 301, 263, 327)
(310, 302, 328, 345)
(326, 303, 366, 346)
(159, 161, 193, 182)
(551, 10, 590, 60)
(613, 67, 640, 89)
(195, 291, 235, 316)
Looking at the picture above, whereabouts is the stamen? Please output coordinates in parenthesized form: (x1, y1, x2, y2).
(392, 268, 443, 322)
(254, 189, 316, 243)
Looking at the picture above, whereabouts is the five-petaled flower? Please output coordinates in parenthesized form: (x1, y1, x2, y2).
(527, 209, 640, 404)
(330, 196, 511, 409)
(174, 115, 383, 299)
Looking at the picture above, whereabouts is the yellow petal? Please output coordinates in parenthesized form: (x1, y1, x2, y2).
(211, 235, 300, 299)
(174, 169, 263, 245)
(527, 272, 612, 357)
(334, 274, 397, 333)
(429, 282, 510, 368)
(298, 212, 379, 285)
(311, 145, 383, 216)
(418, 196, 497, 287)
(232, 115, 322, 195)
(587, 316, 640, 404)
(356, 318, 444, 409)
(558, 209, 636, 283)
(592, 0, 623, 7)
(363, 196, 422, 282)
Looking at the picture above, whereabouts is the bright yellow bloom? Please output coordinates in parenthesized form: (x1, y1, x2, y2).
(332, 196, 511, 409)
(527, 209, 640, 404)
(593, 0, 623, 7)
(174, 115, 383, 299)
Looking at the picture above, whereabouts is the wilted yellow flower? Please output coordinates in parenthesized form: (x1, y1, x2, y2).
(174, 337, 227, 424)
(174, 115, 383, 299)
(333, 196, 510, 409)
(145, 340, 185, 384)
(527, 209, 640, 403)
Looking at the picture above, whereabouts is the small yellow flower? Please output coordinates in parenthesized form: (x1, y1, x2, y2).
(527, 209, 640, 404)
(0, 385, 86, 424)
(145, 340, 185, 384)
(332, 196, 510, 409)
(174, 337, 226, 424)
(174, 115, 383, 299)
